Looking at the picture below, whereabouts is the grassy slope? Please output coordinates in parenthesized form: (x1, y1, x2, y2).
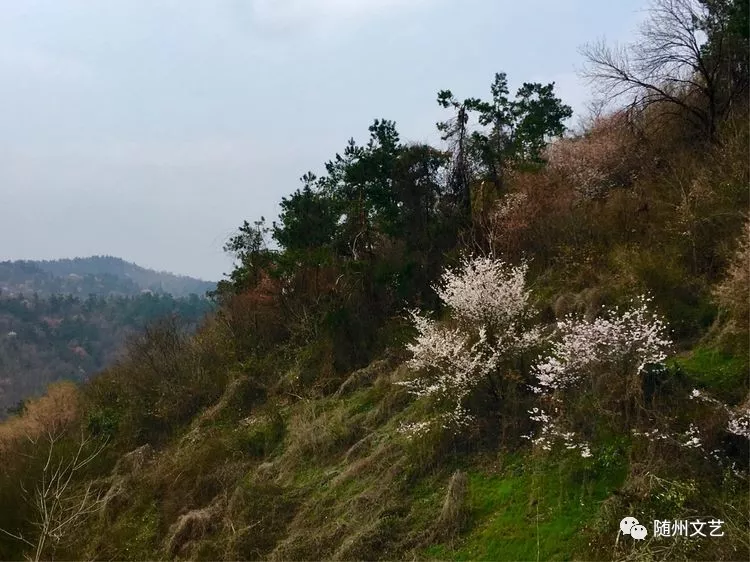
(0, 312, 747, 560)
(60, 357, 715, 561)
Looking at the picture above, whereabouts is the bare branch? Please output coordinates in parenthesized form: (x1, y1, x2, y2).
(581, 0, 747, 140)
(1, 432, 109, 561)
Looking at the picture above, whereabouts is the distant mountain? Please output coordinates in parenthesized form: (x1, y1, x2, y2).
(0, 256, 215, 298)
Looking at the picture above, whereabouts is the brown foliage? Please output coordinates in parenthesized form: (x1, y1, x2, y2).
(222, 270, 287, 356)
(483, 169, 575, 265)
(713, 220, 750, 353)
(0, 382, 80, 459)
(546, 111, 644, 199)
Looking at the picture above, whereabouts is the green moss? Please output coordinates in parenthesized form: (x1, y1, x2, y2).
(88, 500, 160, 561)
(230, 412, 285, 457)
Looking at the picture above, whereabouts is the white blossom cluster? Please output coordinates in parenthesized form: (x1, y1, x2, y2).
(533, 298, 671, 391)
(397, 420, 433, 438)
(689, 388, 723, 406)
(401, 257, 698, 467)
(435, 256, 534, 333)
(524, 298, 670, 458)
(727, 410, 750, 439)
(400, 256, 538, 428)
(525, 407, 592, 458)
(632, 427, 669, 441)
(631, 422, 744, 477)
(401, 312, 499, 402)
(690, 388, 750, 440)
(682, 423, 703, 449)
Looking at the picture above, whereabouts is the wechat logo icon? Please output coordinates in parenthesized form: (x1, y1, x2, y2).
(620, 517, 648, 540)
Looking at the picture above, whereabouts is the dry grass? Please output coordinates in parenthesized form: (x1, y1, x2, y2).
(434, 470, 469, 542)
(101, 444, 155, 522)
(274, 399, 364, 482)
(165, 495, 226, 558)
(333, 358, 392, 398)
(713, 220, 750, 353)
(0, 381, 80, 459)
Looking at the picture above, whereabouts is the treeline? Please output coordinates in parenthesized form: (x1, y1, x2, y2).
(212, 72, 573, 373)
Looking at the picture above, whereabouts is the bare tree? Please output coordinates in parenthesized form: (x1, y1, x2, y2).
(582, 0, 749, 140)
(0, 431, 108, 561)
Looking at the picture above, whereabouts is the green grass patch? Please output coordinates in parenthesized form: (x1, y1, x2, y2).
(425, 454, 627, 561)
(674, 346, 748, 402)
(84, 499, 161, 561)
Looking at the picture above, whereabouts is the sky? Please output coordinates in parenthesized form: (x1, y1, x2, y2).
(0, 0, 651, 281)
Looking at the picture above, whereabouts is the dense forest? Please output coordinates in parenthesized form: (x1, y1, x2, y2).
(0, 291, 213, 417)
(0, 1, 747, 560)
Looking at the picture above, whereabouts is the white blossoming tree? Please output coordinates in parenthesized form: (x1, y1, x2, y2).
(399, 256, 540, 432)
(534, 298, 671, 394)
(399, 255, 744, 472)
(528, 298, 672, 456)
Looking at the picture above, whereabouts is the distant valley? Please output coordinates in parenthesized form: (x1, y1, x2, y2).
(0, 256, 216, 416)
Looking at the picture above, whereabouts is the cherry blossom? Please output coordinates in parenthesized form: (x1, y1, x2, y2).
(533, 298, 671, 391)
(400, 255, 538, 429)
(525, 407, 593, 458)
(434, 256, 534, 332)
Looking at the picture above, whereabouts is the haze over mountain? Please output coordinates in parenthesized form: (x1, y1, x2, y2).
(0, 256, 215, 299)
(0, 0, 650, 280)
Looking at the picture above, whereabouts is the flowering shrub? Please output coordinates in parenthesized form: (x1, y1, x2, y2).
(435, 257, 533, 332)
(401, 258, 731, 469)
(399, 256, 539, 431)
(533, 298, 671, 392)
(526, 298, 671, 457)
(401, 314, 499, 427)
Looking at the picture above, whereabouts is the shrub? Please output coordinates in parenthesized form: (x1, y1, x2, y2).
(221, 271, 288, 357)
(0, 381, 80, 458)
(83, 316, 232, 447)
(545, 112, 643, 200)
(533, 297, 671, 393)
(399, 256, 540, 431)
(529, 297, 671, 453)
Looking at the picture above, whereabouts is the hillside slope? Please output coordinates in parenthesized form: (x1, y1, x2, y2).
(2, 122, 746, 560)
(0, 4, 748, 557)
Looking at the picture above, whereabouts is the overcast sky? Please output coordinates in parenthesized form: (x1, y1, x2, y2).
(0, 0, 650, 281)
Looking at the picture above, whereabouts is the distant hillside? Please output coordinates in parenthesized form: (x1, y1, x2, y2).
(0, 291, 213, 417)
(0, 261, 142, 298)
(0, 256, 215, 298)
